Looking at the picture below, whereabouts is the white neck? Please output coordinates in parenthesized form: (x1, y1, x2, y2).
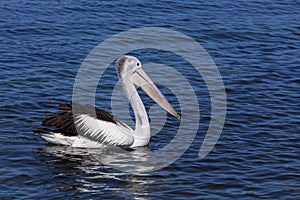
(121, 76, 150, 147)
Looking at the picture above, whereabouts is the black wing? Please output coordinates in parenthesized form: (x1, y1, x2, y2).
(34, 102, 117, 136)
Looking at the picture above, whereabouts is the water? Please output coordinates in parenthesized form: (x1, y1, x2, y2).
(1, 0, 299, 199)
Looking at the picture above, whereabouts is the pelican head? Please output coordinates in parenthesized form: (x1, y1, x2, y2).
(117, 55, 180, 119)
(117, 55, 141, 78)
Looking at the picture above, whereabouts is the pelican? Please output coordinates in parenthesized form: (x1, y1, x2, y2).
(35, 55, 180, 148)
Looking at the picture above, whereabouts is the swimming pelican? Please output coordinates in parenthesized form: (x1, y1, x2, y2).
(35, 55, 180, 148)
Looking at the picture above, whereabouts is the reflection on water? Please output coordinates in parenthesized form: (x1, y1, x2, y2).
(39, 145, 154, 198)
(41, 145, 153, 172)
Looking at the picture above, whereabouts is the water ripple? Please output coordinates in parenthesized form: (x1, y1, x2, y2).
(0, 0, 299, 199)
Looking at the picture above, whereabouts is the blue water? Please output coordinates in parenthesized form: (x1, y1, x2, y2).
(1, 0, 300, 199)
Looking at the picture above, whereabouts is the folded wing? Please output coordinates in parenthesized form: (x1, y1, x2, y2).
(35, 103, 134, 147)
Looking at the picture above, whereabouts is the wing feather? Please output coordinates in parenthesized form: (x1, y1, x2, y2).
(35, 102, 134, 147)
(75, 114, 134, 147)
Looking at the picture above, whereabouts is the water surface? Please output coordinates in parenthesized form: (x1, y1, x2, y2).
(1, 0, 299, 199)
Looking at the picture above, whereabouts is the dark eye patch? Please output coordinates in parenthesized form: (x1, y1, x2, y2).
(117, 56, 127, 76)
(118, 56, 127, 67)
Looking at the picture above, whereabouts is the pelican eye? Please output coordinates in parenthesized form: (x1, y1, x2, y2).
(137, 63, 140, 67)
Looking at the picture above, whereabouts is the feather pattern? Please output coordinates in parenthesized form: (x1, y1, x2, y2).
(36, 102, 118, 136)
(34, 102, 134, 147)
(75, 115, 134, 147)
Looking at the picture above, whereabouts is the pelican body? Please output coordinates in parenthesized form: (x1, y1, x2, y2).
(35, 56, 180, 148)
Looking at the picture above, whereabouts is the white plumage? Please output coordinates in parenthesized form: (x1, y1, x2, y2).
(36, 55, 180, 148)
